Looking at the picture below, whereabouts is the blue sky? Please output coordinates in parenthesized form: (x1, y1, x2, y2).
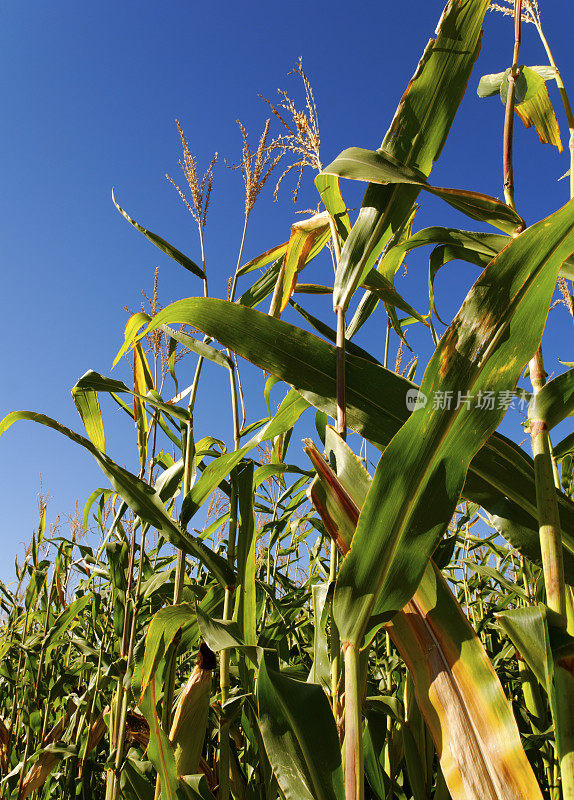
(1, 1, 572, 583)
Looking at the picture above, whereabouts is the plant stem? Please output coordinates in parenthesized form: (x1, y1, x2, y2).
(529, 348, 567, 623)
(343, 642, 364, 800)
(503, 0, 522, 212)
(529, 347, 574, 799)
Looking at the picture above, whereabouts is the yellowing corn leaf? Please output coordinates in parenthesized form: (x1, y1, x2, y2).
(269, 211, 332, 316)
(305, 429, 543, 800)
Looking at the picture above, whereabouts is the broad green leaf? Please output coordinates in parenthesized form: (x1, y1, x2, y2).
(322, 147, 524, 235)
(496, 604, 552, 688)
(308, 430, 543, 800)
(257, 652, 345, 800)
(0, 411, 234, 588)
(333, 198, 574, 645)
(331, 0, 491, 311)
(113, 189, 204, 279)
(119, 295, 574, 569)
(141, 603, 196, 698)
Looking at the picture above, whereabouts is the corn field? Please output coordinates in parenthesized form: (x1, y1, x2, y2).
(2, 1, 574, 798)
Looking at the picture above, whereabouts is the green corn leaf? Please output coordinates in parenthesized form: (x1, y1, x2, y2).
(307, 429, 543, 800)
(113, 189, 204, 279)
(237, 258, 284, 309)
(257, 652, 345, 800)
(74, 370, 190, 422)
(141, 603, 196, 698)
(116, 296, 574, 572)
(322, 147, 524, 235)
(235, 461, 257, 646)
(332, 0, 491, 311)
(0, 411, 234, 588)
(314, 173, 351, 243)
(360, 268, 428, 324)
(180, 389, 309, 524)
(529, 367, 574, 429)
(139, 679, 180, 800)
(333, 198, 574, 645)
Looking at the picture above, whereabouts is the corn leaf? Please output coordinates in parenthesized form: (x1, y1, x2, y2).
(333, 198, 574, 645)
(0, 411, 234, 588)
(257, 652, 345, 800)
(307, 429, 543, 800)
(529, 366, 574, 429)
(71, 386, 105, 451)
(235, 461, 257, 646)
(322, 147, 524, 235)
(332, 0, 491, 311)
(269, 212, 332, 315)
(117, 296, 574, 577)
(112, 189, 204, 279)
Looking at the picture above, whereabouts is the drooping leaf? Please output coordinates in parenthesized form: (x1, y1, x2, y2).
(322, 147, 524, 234)
(71, 385, 105, 451)
(0, 411, 234, 588)
(333, 198, 574, 645)
(332, 0, 491, 311)
(116, 295, 574, 570)
(528, 366, 574, 429)
(315, 173, 351, 242)
(269, 212, 332, 315)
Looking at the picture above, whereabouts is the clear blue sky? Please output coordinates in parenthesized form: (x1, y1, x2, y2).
(1, 1, 572, 583)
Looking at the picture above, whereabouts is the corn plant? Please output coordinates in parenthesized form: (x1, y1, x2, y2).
(1, 0, 574, 799)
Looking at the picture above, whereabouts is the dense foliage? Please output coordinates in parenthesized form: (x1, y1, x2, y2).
(1, 1, 574, 799)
